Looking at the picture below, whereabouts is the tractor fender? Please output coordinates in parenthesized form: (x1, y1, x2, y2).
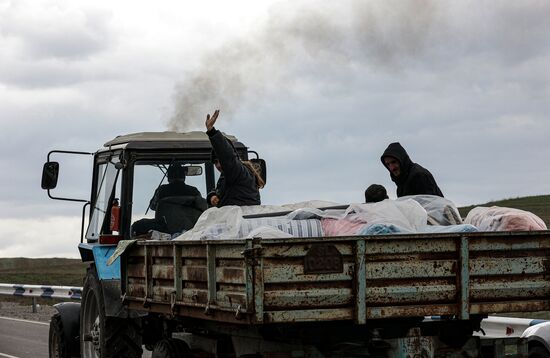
(80, 243, 144, 319)
(79, 243, 120, 280)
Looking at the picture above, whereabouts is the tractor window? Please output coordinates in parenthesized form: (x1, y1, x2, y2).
(130, 161, 208, 227)
(86, 160, 120, 240)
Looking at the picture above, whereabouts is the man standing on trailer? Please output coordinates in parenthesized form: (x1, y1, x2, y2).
(381, 142, 444, 198)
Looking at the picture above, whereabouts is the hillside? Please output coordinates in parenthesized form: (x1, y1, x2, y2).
(0, 257, 87, 286)
(458, 194, 550, 226)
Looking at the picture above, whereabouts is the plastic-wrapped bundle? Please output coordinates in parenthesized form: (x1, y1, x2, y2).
(240, 217, 324, 238)
(464, 206, 547, 232)
(175, 206, 244, 240)
(321, 215, 368, 236)
(319, 199, 428, 236)
(175, 205, 326, 240)
(350, 200, 428, 232)
(398, 195, 462, 225)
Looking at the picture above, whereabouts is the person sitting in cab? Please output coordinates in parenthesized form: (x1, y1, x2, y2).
(131, 164, 207, 237)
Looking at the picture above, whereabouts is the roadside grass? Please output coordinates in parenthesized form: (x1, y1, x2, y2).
(0, 257, 87, 286)
(0, 258, 87, 306)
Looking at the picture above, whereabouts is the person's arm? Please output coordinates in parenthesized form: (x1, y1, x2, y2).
(205, 110, 246, 184)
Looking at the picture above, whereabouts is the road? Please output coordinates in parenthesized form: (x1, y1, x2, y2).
(0, 316, 49, 358)
(0, 316, 152, 358)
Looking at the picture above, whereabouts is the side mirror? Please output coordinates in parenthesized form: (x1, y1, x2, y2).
(250, 159, 267, 185)
(41, 161, 59, 190)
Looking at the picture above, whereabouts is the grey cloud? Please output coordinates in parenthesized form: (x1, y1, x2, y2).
(0, 60, 88, 88)
(0, 4, 113, 60)
(0, 75, 174, 218)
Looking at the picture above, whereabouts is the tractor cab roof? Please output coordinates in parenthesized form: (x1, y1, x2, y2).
(102, 131, 244, 151)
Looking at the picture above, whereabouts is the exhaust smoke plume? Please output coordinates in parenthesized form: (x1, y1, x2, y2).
(168, 0, 440, 131)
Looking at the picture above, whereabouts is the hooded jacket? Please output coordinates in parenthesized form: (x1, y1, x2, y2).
(208, 128, 261, 207)
(381, 142, 443, 198)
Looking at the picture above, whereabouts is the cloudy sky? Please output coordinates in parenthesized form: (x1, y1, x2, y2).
(1, 0, 549, 257)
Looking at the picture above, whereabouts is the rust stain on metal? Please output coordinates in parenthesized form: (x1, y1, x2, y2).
(184, 267, 208, 281)
(220, 268, 245, 282)
(126, 265, 145, 277)
(471, 300, 550, 314)
(152, 265, 174, 280)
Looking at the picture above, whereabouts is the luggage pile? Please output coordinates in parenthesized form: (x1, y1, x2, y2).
(173, 195, 547, 241)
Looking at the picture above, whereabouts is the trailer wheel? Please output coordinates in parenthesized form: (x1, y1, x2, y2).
(49, 313, 70, 358)
(152, 338, 193, 358)
(80, 265, 142, 358)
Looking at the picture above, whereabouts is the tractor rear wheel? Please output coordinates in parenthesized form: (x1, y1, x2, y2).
(80, 265, 142, 358)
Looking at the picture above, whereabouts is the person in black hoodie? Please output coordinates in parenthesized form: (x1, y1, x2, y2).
(381, 142, 443, 198)
(205, 110, 264, 207)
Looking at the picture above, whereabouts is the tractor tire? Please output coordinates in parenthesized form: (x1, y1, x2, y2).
(152, 338, 193, 358)
(49, 313, 71, 358)
(80, 265, 142, 358)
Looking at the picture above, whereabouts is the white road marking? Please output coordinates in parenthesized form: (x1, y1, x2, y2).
(0, 352, 20, 358)
(0, 316, 49, 326)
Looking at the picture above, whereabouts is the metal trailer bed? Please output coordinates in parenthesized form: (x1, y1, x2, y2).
(121, 231, 550, 325)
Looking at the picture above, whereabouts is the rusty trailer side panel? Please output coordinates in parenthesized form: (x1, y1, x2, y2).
(122, 231, 550, 325)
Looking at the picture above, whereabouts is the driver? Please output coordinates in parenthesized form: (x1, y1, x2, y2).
(149, 164, 202, 210)
(131, 164, 207, 237)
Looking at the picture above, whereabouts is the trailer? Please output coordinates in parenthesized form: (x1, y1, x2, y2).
(40, 130, 550, 357)
(119, 230, 550, 357)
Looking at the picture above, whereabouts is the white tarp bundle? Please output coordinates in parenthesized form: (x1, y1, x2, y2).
(397, 195, 463, 225)
(174, 199, 434, 241)
(465, 206, 547, 231)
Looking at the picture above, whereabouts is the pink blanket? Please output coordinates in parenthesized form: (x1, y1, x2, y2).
(321, 217, 366, 236)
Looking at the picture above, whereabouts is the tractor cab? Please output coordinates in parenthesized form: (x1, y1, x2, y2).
(41, 131, 266, 259)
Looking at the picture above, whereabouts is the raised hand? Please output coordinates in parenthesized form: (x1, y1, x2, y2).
(205, 109, 220, 132)
(210, 195, 220, 206)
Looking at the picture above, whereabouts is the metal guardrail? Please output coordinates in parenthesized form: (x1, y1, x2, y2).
(0, 283, 82, 300)
(0, 283, 82, 313)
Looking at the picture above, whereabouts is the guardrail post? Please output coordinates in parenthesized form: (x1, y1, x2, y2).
(32, 297, 37, 313)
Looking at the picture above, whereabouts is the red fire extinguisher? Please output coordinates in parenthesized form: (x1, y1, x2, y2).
(110, 198, 120, 232)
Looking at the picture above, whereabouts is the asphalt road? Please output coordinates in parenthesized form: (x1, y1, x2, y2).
(0, 316, 152, 358)
(0, 316, 49, 358)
